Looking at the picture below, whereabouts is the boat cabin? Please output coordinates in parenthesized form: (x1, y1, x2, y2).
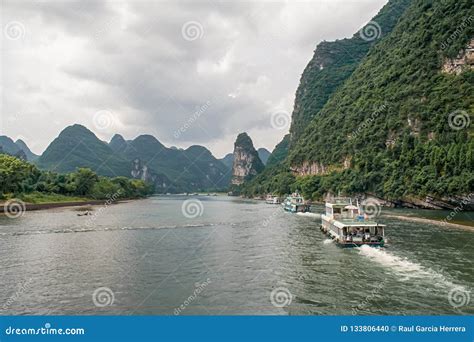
(321, 197, 385, 247)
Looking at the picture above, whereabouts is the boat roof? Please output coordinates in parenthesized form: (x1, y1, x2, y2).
(325, 197, 352, 207)
(326, 202, 350, 208)
(322, 215, 385, 228)
(334, 219, 386, 228)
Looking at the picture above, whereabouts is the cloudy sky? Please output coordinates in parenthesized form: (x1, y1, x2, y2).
(1, 0, 387, 158)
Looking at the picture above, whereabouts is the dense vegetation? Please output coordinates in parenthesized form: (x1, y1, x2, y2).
(0, 154, 153, 203)
(266, 134, 290, 167)
(289, 0, 411, 144)
(243, 0, 474, 202)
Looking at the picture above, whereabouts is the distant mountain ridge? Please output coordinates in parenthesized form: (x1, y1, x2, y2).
(0, 135, 38, 161)
(31, 124, 231, 192)
(15, 139, 39, 161)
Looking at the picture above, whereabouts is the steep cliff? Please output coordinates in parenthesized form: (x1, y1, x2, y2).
(231, 133, 264, 185)
(289, 0, 411, 144)
(243, 0, 474, 209)
(288, 0, 473, 196)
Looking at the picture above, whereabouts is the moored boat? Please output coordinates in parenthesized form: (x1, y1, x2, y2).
(320, 197, 385, 247)
(282, 193, 310, 213)
(265, 194, 281, 204)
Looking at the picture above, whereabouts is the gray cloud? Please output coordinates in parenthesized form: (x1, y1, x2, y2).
(1, 0, 387, 157)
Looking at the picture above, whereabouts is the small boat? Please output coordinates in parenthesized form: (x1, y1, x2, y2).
(320, 197, 385, 247)
(282, 193, 310, 213)
(77, 210, 92, 217)
(265, 194, 280, 204)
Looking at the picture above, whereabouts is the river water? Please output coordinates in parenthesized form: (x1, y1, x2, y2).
(0, 195, 472, 315)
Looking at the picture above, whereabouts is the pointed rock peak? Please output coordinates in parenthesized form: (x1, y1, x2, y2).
(110, 134, 125, 144)
(231, 132, 264, 185)
(234, 132, 254, 148)
(109, 133, 129, 152)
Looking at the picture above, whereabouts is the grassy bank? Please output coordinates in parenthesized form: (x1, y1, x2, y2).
(13, 192, 90, 204)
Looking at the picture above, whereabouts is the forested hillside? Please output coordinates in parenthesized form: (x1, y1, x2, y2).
(243, 0, 474, 208)
(290, 0, 411, 143)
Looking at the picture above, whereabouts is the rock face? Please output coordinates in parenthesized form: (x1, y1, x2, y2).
(442, 38, 474, 75)
(131, 158, 169, 191)
(350, 193, 474, 211)
(231, 133, 264, 185)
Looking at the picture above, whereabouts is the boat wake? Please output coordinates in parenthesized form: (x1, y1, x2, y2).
(296, 212, 320, 218)
(323, 239, 333, 245)
(357, 245, 467, 290)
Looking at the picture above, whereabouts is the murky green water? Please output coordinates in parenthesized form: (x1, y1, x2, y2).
(0, 196, 472, 315)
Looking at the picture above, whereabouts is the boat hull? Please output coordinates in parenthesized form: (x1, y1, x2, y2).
(319, 225, 384, 248)
(283, 204, 309, 213)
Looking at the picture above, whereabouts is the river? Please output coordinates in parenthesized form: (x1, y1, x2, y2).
(0, 195, 472, 315)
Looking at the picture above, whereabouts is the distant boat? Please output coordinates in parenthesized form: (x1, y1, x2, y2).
(265, 194, 280, 204)
(77, 210, 92, 217)
(282, 193, 309, 213)
(320, 197, 385, 248)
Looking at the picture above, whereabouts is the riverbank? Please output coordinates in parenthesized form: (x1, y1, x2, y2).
(0, 198, 136, 214)
(383, 214, 474, 231)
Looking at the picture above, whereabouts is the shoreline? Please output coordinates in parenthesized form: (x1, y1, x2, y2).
(383, 214, 474, 231)
(0, 199, 135, 214)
